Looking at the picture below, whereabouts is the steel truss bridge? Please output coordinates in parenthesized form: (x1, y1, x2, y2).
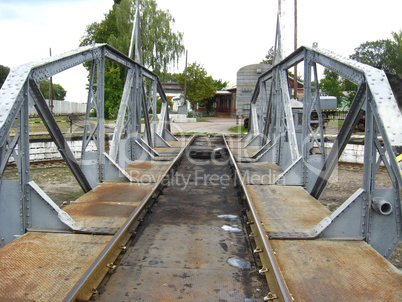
(0, 30, 401, 302)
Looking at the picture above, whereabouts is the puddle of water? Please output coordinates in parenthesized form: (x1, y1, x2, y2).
(221, 225, 242, 233)
(227, 256, 251, 269)
(217, 214, 238, 219)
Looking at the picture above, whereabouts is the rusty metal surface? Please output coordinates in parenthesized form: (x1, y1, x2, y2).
(154, 147, 181, 157)
(271, 240, 402, 301)
(125, 161, 171, 182)
(97, 136, 269, 301)
(0, 232, 112, 301)
(168, 136, 190, 148)
(65, 182, 154, 231)
(230, 148, 259, 161)
(238, 162, 284, 185)
(248, 185, 331, 233)
(225, 136, 247, 149)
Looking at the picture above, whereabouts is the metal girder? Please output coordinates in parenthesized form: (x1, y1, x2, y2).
(242, 45, 402, 257)
(310, 83, 367, 198)
(0, 43, 175, 246)
(29, 79, 91, 192)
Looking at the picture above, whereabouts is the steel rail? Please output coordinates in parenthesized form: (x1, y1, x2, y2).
(63, 135, 196, 302)
(223, 135, 293, 302)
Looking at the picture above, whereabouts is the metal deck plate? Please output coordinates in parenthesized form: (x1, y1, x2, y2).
(154, 147, 181, 157)
(271, 239, 402, 301)
(168, 137, 189, 148)
(0, 232, 112, 301)
(230, 148, 259, 161)
(124, 161, 171, 182)
(225, 137, 247, 149)
(65, 182, 154, 230)
(238, 162, 284, 185)
(247, 185, 331, 233)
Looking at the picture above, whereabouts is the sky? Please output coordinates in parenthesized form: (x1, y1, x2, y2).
(0, 0, 401, 103)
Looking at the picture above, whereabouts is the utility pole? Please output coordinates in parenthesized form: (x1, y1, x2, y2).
(183, 49, 188, 106)
(293, 0, 298, 99)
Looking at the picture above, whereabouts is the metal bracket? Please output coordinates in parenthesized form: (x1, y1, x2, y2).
(29, 181, 78, 231)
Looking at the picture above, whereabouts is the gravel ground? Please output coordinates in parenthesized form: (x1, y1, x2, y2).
(169, 117, 241, 134)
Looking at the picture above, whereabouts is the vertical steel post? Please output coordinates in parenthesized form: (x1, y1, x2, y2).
(20, 81, 30, 232)
(97, 54, 105, 182)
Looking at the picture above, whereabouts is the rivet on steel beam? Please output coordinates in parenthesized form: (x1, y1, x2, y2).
(120, 245, 127, 252)
(106, 263, 116, 274)
(259, 267, 269, 274)
(254, 247, 263, 253)
(264, 292, 278, 301)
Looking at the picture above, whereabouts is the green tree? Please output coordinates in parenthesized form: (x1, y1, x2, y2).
(200, 79, 230, 114)
(341, 79, 358, 108)
(388, 30, 402, 76)
(213, 79, 229, 91)
(159, 72, 181, 83)
(80, 0, 184, 118)
(81, 0, 184, 74)
(104, 66, 124, 118)
(350, 30, 402, 76)
(39, 80, 67, 100)
(318, 69, 358, 108)
(178, 62, 216, 109)
(262, 46, 275, 65)
(319, 69, 343, 105)
(0, 65, 10, 88)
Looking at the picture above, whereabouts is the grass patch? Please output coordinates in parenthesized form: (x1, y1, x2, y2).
(229, 125, 248, 134)
(196, 118, 211, 122)
(327, 120, 344, 128)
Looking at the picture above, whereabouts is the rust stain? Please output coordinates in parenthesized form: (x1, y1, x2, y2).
(247, 185, 330, 232)
(125, 161, 153, 170)
(65, 201, 140, 217)
(73, 183, 153, 203)
(271, 240, 402, 301)
(0, 233, 111, 301)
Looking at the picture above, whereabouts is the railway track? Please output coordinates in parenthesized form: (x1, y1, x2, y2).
(65, 135, 275, 301)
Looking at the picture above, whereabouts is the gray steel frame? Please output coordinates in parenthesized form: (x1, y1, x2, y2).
(0, 44, 174, 246)
(244, 46, 402, 258)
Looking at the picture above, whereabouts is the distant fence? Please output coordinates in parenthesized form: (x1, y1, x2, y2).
(29, 100, 86, 117)
(326, 110, 349, 120)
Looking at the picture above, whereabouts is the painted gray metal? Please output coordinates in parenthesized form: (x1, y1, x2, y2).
(0, 44, 173, 245)
(244, 45, 402, 258)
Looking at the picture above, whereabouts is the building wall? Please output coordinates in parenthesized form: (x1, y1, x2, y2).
(29, 100, 86, 116)
(236, 63, 271, 118)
